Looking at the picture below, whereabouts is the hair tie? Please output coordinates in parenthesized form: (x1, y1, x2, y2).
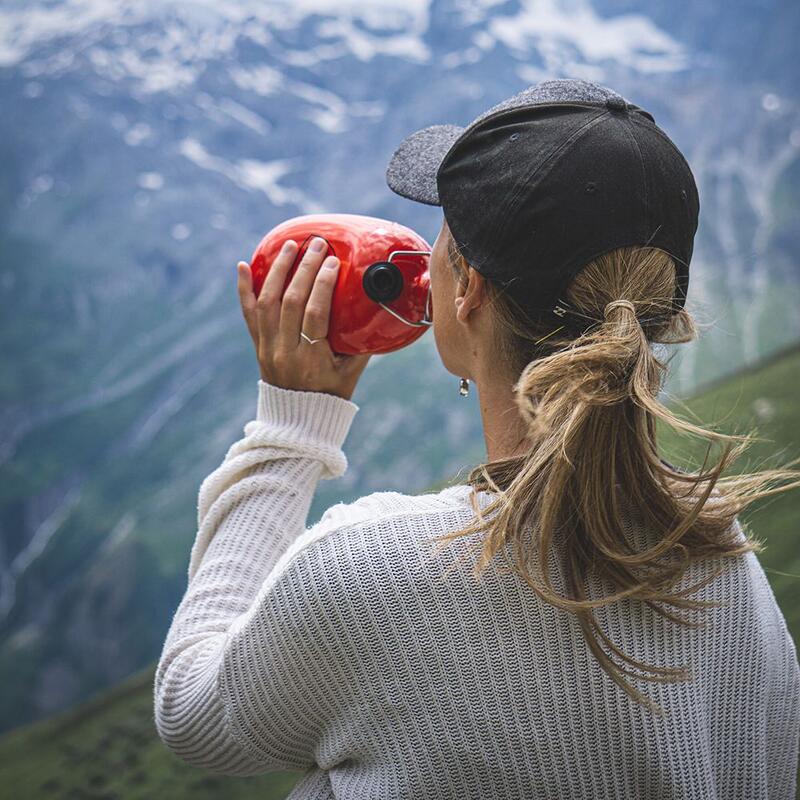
(603, 299, 636, 320)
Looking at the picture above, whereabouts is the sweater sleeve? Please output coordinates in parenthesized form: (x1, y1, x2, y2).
(153, 378, 359, 776)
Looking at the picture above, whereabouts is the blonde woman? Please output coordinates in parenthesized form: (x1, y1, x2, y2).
(154, 79, 800, 799)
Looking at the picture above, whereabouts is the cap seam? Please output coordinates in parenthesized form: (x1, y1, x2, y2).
(618, 113, 650, 238)
(628, 115, 700, 213)
(621, 102, 656, 124)
(626, 116, 699, 292)
(437, 100, 615, 180)
(488, 107, 611, 246)
(461, 99, 622, 138)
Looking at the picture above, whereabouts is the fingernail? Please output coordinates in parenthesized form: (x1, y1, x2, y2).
(310, 237, 325, 252)
(323, 257, 339, 269)
(280, 240, 294, 253)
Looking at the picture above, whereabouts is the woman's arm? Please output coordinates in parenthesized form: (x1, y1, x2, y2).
(153, 378, 359, 775)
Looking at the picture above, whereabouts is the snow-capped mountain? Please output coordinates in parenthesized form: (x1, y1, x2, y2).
(1, 0, 798, 733)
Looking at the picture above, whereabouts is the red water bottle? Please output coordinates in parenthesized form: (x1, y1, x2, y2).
(249, 213, 433, 355)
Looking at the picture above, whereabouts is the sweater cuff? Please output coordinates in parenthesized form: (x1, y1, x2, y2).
(256, 379, 359, 450)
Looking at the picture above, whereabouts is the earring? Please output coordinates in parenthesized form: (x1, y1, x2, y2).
(458, 377, 470, 397)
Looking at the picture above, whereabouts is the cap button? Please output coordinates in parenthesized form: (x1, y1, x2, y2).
(605, 96, 628, 113)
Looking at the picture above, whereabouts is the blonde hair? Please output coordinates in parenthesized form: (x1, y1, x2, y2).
(434, 231, 800, 715)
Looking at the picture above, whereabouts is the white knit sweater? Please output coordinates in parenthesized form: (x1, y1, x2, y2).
(153, 379, 800, 799)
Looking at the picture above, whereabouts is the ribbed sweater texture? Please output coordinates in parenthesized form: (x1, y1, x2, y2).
(154, 379, 800, 799)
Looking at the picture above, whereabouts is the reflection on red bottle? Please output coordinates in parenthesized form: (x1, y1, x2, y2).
(249, 213, 433, 355)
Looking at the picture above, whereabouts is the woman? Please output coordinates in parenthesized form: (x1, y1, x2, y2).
(154, 79, 800, 798)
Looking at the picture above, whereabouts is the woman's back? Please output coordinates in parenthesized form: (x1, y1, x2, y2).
(249, 484, 799, 799)
(155, 76, 800, 800)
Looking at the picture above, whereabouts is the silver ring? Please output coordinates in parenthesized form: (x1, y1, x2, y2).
(301, 331, 326, 344)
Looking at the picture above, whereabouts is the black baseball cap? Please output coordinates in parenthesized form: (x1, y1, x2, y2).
(385, 78, 700, 334)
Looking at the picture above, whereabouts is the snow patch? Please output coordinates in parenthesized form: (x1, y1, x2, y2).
(178, 137, 320, 211)
(171, 222, 191, 240)
(229, 65, 383, 133)
(124, 121, 153, 146)
(138, 171, 164, 190)
(489, 0, 688, 74)
(218, 97, 271, 134)
(228, 64, 284, 96)
(0, 0, 433, 78)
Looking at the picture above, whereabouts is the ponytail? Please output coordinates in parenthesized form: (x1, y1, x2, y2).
(433, 235, 800, 715)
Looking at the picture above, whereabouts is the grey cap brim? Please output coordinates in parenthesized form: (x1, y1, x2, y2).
(385, 123, 465, 206)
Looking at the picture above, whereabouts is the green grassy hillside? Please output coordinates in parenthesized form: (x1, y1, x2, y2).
(658, 342, 800, 640)
(1, 342, 798, 800)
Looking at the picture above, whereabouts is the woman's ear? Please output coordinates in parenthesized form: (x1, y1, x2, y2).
(455, 266, 486, 324)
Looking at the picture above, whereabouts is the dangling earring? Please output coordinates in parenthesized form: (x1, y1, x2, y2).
(458, 377, 470, 397)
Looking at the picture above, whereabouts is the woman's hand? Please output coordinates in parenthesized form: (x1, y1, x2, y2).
(237, 236, 371, 402)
